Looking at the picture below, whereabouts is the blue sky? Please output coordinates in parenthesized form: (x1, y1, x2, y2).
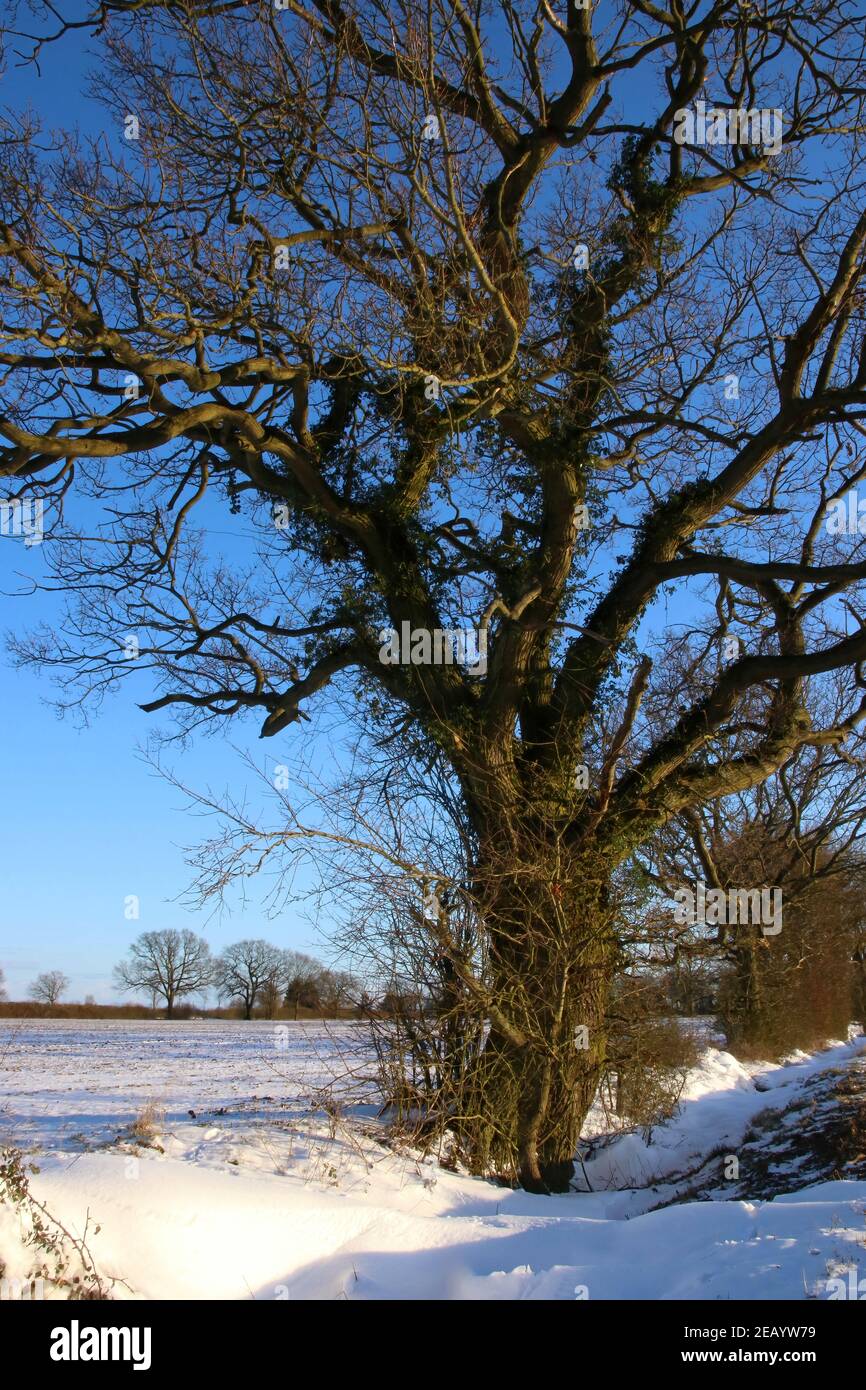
(0, 535, 335, 1003)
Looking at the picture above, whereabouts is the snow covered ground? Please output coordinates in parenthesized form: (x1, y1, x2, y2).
(1, 1018, 864, 1300)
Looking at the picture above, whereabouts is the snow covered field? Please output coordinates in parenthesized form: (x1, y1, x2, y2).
(0, 1018, 371, 1154)
(1, 1019, 865, 1300)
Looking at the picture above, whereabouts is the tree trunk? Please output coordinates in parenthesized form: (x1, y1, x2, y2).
(724, 933, 766, 1049)
(459, 845, 618, 1192)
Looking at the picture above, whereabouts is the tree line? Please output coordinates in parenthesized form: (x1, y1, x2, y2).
(0, 937, 362, 1020)
(114, 930, 360, 1019)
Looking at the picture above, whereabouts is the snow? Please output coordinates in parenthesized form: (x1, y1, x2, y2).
(580, 1034, 866, 1204)
(1, 1019, 864, 1300)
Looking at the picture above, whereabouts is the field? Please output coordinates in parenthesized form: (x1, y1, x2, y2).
(0, 1018, 371, 1154)
(1, 1019, 865, 1300)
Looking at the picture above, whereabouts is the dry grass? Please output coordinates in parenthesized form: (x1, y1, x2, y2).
(129, 1101, 165, 1144)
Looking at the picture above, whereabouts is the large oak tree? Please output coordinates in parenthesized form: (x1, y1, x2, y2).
(4, 0, 866, 1187)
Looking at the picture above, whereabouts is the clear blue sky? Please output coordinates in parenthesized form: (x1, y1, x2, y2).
(0, 487, 345, 1002)
(0, 536, 336, 1003)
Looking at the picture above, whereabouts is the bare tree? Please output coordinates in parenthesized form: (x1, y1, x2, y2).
(113, 930, 212, 1018)
(642, 733, 866, 1049)
(317, 967, 357, 1014)
(6, 2, 866, 1187)
(0, 966, 7, 1002)
(29, 971, 69, 1007)
(212, 938, 282, 1019)
(257, 962, 283, 1021)
(280, 950, 328, 1019)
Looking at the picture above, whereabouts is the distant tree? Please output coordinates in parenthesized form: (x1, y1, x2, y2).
(379, 986, 426, 1017)
(257, 968, 283, 1021)
(212, 939, 282, 1020)
(319, 969, 357, 1014)
(355, 988, 377, 1018)
(645, 745, 866, 1053)
(0, 966, 7, 1001)
(29, 970, 69, 1006)
(114, 930, 212, 1019)
(84, 994, 97, 1007)
(281, 951, 328, 1020)
(664, 957, 720, 1017)
(715, 861, 864, 1055)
